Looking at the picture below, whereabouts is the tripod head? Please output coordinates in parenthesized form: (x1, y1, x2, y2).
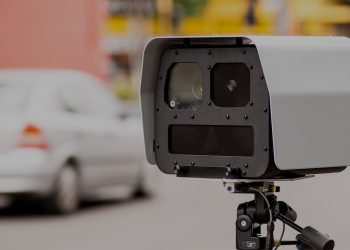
(223, 181, 334, 250)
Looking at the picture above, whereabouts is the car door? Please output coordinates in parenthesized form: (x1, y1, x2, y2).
(58, 83, 110, 189)
(110, 108, 144, 182)
(82, 80, 142, 186)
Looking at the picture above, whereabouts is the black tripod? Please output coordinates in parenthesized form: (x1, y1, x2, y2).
(223, 181, 335, 250)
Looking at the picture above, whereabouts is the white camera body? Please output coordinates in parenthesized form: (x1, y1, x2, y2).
(141, 36, 350, 179)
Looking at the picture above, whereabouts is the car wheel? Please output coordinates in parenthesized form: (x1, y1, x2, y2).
(47, 164, 80, 214)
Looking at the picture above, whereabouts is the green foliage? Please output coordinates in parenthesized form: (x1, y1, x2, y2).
(174, 0, 208, 16)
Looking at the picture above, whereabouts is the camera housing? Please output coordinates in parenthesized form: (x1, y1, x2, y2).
(141, 36, 350, 179)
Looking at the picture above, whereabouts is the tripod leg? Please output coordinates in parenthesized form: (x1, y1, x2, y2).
(265, 221, 275, 249)
(296, 242, 314, 250)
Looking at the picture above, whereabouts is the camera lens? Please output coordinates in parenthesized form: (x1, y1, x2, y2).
(211, 63, 250, 107)
(167, 63, 203, 110)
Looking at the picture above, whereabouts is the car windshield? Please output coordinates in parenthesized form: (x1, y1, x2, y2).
(0, 83, 30, 113)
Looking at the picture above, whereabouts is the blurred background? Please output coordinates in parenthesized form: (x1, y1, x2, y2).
(0, 0, 349, 249)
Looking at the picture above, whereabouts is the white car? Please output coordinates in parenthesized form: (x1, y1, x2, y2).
(0, 69, 155, 213)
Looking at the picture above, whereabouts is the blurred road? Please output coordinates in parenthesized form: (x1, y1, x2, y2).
(0, 172, 349, 250)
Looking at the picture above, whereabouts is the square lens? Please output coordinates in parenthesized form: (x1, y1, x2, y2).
(167, 63, 203, 110)
(211, 63, 250, 107)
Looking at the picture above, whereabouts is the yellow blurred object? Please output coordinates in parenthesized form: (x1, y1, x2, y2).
(156, 0, 173, 15)
(291, 0, 350, 35)
(293, 0, 350, 23)
(178, 0, 276, 35)
(106, 16, 128, 34)
(113, 82, 138, 101)
(156, 0, 173, 34)
(106, 0, 277, 36)
(106, 0, 350, 37)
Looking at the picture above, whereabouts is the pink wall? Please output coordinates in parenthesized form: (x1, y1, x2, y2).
(0, 0, 108, 80)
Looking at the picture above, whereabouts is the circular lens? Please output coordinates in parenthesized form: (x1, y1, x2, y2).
(168, 63, 203, 110)
(226, 80, 237, 92)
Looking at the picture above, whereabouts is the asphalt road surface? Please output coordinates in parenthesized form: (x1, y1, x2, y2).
(0, 173, 349, 250)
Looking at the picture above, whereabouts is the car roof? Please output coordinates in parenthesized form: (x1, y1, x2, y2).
(0, 69, 99, 86)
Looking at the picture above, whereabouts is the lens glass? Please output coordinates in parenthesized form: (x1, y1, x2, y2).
(211, 63, 250, 107)
(167, 63, 203, 110)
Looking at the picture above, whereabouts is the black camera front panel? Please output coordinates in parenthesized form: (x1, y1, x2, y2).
(154, 46, 270, 179)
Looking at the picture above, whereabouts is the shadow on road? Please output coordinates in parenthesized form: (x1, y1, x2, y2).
(0, 196, 152, 218)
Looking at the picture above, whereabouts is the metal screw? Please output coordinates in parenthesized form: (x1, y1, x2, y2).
(240, 220, 247, 228)
(242, 170, 247, 176)
(249, 65, 254, 70)
(174, 161, 178, 165)
(208, 101, 212, 106)
(226, 163, 231, 167)
(242, 49, 246, 55)
(170, 100, 176, 108)
(260, 74, 265, 80)
(225, 167, 232, 177)
(156, 107, 159, 111)
(244, 115, 248, 120)
(226, 115, 230, 120)
(174, 165, 181, 175)
(173, 114, 177, 119)
(263, 107, 268, 113)
(264, 147, 268, 151)
(191, 162, 195, 166)
(244, 163, 248, 168)
(207, 65, 211, 70)
(190, 114, 195, 119)
(156, 144, 160, 149)
(227, 186, 233, 192)
(249, 101, 254, 106)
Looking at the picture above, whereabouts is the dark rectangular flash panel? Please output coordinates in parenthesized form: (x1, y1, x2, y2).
(169, 125, 254, 156)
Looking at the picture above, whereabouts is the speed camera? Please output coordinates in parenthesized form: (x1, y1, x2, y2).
(140, 36, 350, 179)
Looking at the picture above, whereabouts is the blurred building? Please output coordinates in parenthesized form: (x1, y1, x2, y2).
(164, 0, 350, 36)
(291, 0, 350, 35)
(105, 0, 156, 90)
(171, 0, 275, 35)
(0, 0, 108, 80)
(1, 0, 348, 84)
(105, 0, 350, 90)
(106, 0, 155, 57)
(106, 0, 350, 37)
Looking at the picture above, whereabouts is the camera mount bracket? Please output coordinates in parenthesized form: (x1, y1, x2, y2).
(223, 180, 334, 250)
(223, 175, 315, 184)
